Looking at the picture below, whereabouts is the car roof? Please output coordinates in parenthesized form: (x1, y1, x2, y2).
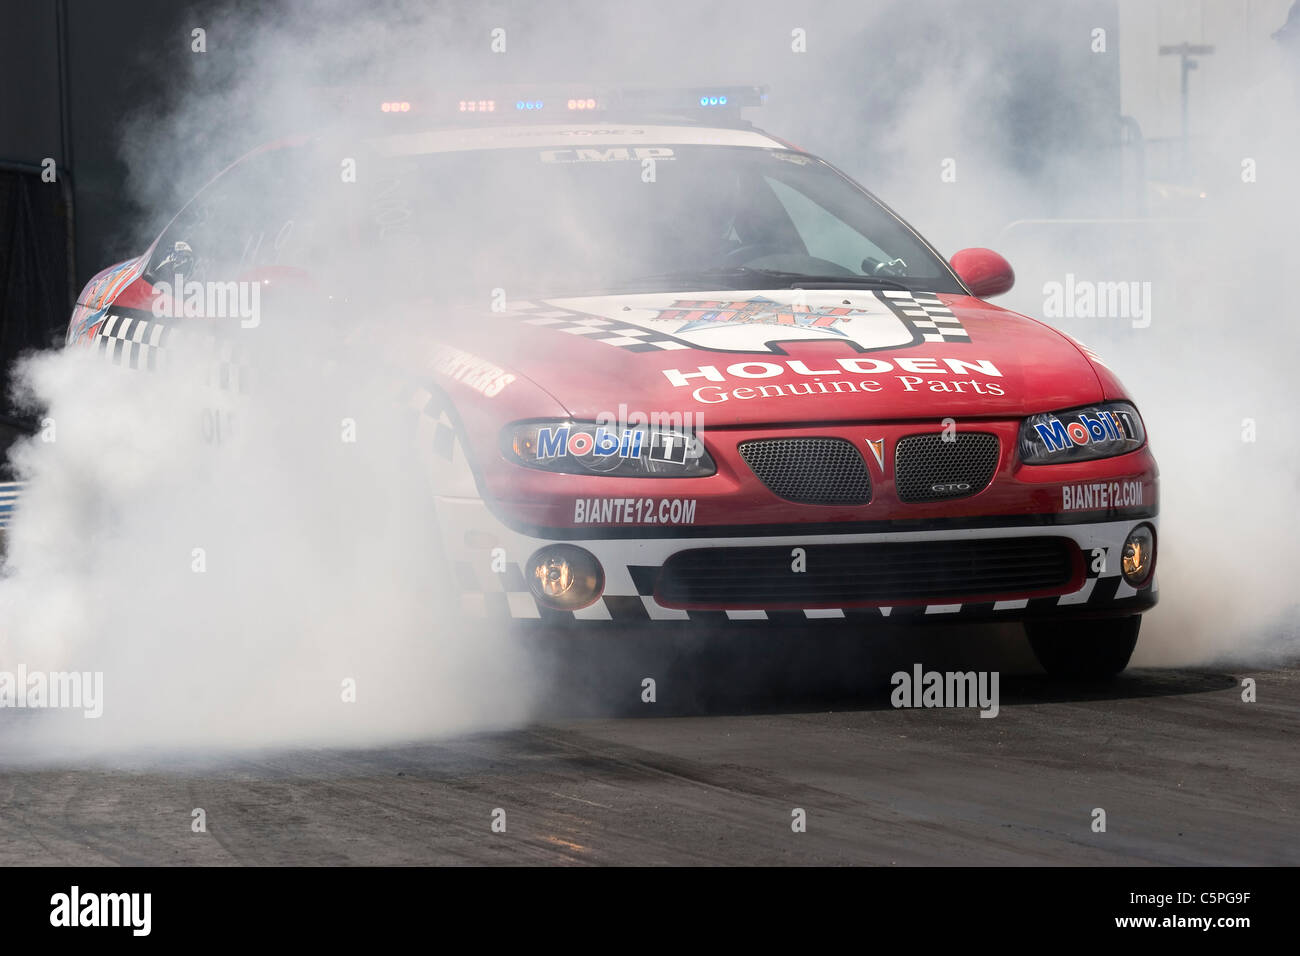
(371, 123, 789, 156)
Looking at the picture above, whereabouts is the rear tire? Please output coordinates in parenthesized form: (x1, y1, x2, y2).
(1026, 615, 1141, 680)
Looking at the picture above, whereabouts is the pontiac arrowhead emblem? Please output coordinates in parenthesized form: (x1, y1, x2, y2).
(866, 438, 885, 470)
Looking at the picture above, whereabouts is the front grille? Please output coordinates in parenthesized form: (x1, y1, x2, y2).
(894, 433, 999, 502)
(739, 437, 871, 505)
(658, 537, 1075, 607)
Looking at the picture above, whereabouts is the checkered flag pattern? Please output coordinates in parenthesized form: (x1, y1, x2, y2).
(877, 290, 971, 343)
(95, 313, 171, 371)
(91, 312, 248, 392)
(447, 556, 1147, 623)
(505, 300, 690, 352)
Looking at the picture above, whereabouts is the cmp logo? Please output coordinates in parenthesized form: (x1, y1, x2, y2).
(864, 437, 886, 470)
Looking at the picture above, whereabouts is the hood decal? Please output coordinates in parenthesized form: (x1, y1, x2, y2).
(878, 290, 970, 345)
(505, 289, 968, 355)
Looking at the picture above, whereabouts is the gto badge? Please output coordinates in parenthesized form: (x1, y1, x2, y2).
(931, 482, 972, 494)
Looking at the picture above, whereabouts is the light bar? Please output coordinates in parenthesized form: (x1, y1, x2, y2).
(366, 86, 766, 122)
(615, 86, 766, 113)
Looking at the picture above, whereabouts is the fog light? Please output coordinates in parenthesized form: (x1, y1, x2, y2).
(1121, 524, 1155, 586)
(526, 545, 604, 610)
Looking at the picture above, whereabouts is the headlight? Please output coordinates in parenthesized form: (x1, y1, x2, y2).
(505, 421, 716, 477)
(1019, 402, 1146, 464)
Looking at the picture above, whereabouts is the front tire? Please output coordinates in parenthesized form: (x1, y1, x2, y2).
(1026, 615, 1141, 680)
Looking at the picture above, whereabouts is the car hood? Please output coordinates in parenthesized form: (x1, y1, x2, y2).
(429, 288, 1107, 424)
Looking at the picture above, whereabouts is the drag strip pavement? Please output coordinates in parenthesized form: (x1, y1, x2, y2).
(0, 625, 1294, 865)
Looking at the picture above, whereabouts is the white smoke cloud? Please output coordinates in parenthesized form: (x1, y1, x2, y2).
(823, 1, 1300, 668)
(0, 318, 541, 758)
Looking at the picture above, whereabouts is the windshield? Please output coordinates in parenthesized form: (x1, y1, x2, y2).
(368, 144, 960, 298)
(153, 141, 963, 301)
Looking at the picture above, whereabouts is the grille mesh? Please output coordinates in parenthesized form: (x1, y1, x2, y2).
(658, 537, 1076, 606)
(739, 438, 871, 505)
(894, 433, 999, 502)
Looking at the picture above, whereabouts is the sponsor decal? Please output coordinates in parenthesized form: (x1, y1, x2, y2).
(660, 298, 857, 336)
(1062, 481, 1143, 511)
(540, 146, 675, 163)
(574, 497, 697, 525)
(538, 424, 640, 460)
(649, 433, 688, 464)
(1034, 408, 1137, 452)
(539, 289, 968, 354)
(431, 345, 516, 398)
(662, 355, 1005, 403)
(534, 425, 691, 463)
(506, 127, 649, 138)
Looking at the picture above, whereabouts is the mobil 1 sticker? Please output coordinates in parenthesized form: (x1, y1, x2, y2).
(648, 431, 689, 464)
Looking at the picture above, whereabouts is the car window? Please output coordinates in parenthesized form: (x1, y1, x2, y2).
(147, 146, 343, 283)
(764, 176, 893, 274)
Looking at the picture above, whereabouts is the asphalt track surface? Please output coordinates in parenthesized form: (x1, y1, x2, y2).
(1, 623, 1296, 865)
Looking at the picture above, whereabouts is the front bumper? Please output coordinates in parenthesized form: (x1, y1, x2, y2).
(437, 496, 1157, 623)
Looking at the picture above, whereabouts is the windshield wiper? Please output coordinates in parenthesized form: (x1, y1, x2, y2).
(734, 268, 918, 292)
(605, 266, 919, 293)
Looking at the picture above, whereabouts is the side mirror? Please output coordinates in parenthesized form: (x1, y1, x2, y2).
(950, 247, 1015, 298)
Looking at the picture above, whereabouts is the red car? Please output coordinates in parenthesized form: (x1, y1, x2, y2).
(66, 88, 1158, 678)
